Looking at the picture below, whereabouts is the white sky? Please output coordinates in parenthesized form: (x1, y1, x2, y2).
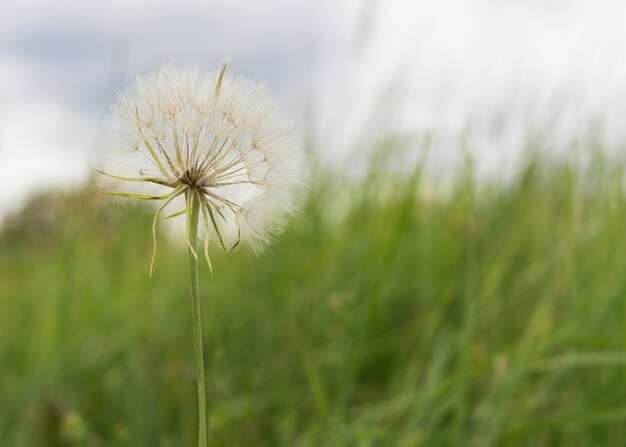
(2, 0, 626, 216)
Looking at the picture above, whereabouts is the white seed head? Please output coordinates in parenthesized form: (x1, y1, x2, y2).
(98, 62, 302, 271)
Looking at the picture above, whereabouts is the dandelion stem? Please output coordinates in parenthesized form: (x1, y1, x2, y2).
(186, 189, 208, 446)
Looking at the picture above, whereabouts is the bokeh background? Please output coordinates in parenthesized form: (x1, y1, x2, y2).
(4, 1, 626, 445)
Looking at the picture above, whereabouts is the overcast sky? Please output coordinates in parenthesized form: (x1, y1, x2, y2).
(2, 0, 626, 215)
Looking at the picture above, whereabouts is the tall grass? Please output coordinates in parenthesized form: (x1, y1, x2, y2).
(2, 150, 626, 446)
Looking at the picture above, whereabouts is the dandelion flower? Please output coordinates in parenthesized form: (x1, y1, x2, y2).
(95, 62, 302, 446)
(97, 62, 301, 273)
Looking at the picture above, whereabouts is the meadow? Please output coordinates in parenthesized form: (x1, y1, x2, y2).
(2, 146, 626, 446)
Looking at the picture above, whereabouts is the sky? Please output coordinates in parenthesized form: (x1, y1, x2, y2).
(2, 0, 626, 216)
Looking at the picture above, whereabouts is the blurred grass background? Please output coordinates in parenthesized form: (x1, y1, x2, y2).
(3, 146, 626, 446)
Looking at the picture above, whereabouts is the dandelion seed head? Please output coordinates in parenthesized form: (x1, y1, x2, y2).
(99, 62, 302, 265)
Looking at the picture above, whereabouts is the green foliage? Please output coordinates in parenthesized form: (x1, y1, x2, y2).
(2, 156, 626, 446)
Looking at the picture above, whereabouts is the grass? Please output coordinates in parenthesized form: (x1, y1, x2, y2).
(2, 151, 626, 446)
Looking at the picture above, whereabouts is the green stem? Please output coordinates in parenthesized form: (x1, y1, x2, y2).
(187, 190, 208, 446)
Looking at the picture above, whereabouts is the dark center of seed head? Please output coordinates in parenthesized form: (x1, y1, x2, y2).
(181, 169, 199, 186)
